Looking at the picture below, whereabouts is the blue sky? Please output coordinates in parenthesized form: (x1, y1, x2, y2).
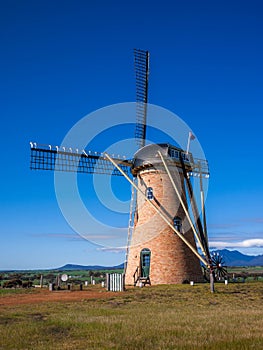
(1, 0, 263, 269)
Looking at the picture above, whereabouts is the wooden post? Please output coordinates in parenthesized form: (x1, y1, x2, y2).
(40, 274, 43, 288)
(210, 269, 215, 293)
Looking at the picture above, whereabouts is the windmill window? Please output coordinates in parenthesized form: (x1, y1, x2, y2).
(181, 153, 190, 162)
(142, 253, 150, 267)
(173, 217, 182, 232)
(169, 149, 179, 159)
(146, 187, 154, 200)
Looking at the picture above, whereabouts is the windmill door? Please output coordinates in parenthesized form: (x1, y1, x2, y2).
(140, 248, 151, 278)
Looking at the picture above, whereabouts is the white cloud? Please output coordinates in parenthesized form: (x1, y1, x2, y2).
(209, 239, 263, 249)
(96, 247, 125, 253)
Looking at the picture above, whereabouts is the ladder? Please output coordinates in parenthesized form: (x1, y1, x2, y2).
(124, 178, 137, 274)
(133, 267, 151, 287)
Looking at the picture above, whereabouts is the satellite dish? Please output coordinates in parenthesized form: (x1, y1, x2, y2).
(61, 274, 68, 282)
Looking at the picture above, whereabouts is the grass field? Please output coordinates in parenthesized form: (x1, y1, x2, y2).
(0, 282, 263, 349)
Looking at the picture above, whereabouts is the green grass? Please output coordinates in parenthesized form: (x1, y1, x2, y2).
(0, 288, 38, 296)
(0, 282, 263, 349)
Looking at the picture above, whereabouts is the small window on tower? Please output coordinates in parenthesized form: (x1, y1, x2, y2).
(173, 217, 182, 232)
(146, 187, 154, 200)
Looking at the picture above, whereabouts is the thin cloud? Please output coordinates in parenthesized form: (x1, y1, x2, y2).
(96, 247, 125, 253)
(208, 232, 246, 240)
(31, 232, 122, 240)
(208, 217, 263, 230)
(239, 217, 263, 224)
(209, 239, 263, 249)
(208, 223, 241, 230)
(31, 233, 83, 240)
(81, 234, 120, 240)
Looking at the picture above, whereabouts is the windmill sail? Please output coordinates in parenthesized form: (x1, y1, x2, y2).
(30, 144, 132, 176)
(134, 49, 149, 149)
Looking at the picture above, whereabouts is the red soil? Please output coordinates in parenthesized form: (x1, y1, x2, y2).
(0, 288, 120, 307)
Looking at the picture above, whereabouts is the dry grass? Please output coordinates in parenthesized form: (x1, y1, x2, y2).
(0, 282, 263, 349)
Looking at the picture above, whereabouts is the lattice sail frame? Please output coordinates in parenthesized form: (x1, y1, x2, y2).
(30, 143, 132, 176)
(134, 49, 149, 149)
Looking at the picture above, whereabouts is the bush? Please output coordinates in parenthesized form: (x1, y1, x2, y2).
(3, 279, 22, 288)
(22, 281, 33, 288)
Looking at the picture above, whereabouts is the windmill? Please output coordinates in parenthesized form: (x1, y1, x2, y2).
(30, 49, 222, 291)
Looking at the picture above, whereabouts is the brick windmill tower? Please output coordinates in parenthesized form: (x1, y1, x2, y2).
(124, 144, 206, 285)
(30, 49, 219, 289)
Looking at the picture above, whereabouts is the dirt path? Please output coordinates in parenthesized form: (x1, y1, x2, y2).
(0, 288, 120, 307)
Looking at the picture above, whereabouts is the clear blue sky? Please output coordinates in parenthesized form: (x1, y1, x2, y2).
(1, 0, 263, 269)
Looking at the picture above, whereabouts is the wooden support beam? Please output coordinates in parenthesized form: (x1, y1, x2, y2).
(158, 151, 208, 259)
(198, 161, 208, 245)
(180, 155, 210, 259)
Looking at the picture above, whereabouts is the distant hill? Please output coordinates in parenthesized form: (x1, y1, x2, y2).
(56, 250, 263, 271)
(55, 263, 124, 271)
(1, 250, 262, 272)
(212, 249, 263, 266)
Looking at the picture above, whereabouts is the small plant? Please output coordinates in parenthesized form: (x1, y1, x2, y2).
(3, 279, 22, 288)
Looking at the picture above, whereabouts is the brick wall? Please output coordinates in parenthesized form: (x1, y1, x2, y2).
(125, 166, 204, 285)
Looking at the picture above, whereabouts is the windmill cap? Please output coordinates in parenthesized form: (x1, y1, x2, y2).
(131, 143, 193, 175)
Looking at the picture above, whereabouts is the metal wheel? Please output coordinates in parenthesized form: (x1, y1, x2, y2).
(211, 252, 228, 281)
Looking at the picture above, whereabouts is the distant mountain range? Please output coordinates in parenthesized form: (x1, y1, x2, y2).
(211, 249, 263, 266)
(55, 250, 263, 271)
(55, 263, 124, 271)
(2, 250, 262, 272)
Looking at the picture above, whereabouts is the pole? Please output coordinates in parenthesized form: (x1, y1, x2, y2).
(186, 133, 191, 154)
(40, 274, 43, 288)
(198, 162, 208, 244)
(210, 268, 215, 293)
(197, 162, 214, 292)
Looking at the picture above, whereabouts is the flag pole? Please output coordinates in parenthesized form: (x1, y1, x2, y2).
(186, 131, 195, 154)
(186, 132, 191, 154)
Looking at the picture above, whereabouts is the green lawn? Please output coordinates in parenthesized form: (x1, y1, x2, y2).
(0, 282, 263, 349)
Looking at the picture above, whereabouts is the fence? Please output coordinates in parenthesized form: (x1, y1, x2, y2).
(106, 273, 125, 292)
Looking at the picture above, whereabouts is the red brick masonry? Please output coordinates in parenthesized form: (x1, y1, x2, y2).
(125, 167, 204, 285)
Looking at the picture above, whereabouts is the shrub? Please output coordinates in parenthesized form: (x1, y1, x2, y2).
(3, 279, 22, 288)
(22, 281, 33, 288)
